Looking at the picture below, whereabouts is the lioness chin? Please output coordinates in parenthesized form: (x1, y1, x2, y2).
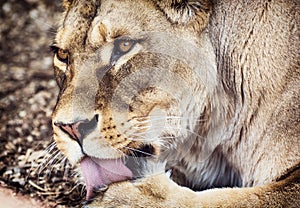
(51, 0, 300, 207)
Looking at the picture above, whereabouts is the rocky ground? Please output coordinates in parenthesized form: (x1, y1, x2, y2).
(0, 0, 84, 207)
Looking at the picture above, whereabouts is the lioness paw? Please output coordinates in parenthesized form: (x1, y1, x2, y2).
(84, 174, 179, 208)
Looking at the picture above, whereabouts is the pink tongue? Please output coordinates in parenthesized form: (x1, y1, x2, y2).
(80, 157, 133, 200)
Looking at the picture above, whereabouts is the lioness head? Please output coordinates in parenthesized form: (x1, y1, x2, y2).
(52, 0, 214, 200)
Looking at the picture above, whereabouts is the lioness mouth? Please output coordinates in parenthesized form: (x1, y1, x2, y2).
(80, 157, 133, 200)
(80, 144, 156, 200)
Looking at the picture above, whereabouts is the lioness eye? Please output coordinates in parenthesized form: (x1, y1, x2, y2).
(114, 39, 136, 55)
(111, 39, 136, 65)
(57, 48, 69, 63)
(50, 45, 69, 63)
(118, 40, 133, 53)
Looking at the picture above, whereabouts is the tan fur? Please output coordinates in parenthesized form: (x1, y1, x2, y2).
(52, 0, 300, 207)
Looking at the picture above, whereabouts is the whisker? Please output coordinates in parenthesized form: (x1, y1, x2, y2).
(37, 148, 66, 175)
(123, 146, 156, 157)
(125, 148, 140, 163)
(128, 121, 206, 132)
(130, 115, 207, 122)
(31, 15, 55, 29)
(131, 123, 205, 138)
(127, 136, 157, 143)
(44, 141, 57, 152)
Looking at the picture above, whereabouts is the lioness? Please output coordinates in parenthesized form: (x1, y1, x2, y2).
(51, 0, 300, 207)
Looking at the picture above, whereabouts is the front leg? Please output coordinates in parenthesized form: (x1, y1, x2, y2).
(85, 167, 300, 208)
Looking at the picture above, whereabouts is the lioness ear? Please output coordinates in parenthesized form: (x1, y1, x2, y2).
(154, 0, 212, 29)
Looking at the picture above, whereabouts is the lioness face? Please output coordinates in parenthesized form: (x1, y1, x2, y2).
(52, 0, 214, 199)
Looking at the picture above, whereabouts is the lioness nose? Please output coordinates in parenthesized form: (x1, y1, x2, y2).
(54, 115, 99, 145)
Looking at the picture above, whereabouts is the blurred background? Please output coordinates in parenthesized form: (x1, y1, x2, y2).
(0, 0, 83, 207)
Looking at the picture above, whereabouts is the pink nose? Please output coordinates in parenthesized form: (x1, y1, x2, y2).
(54, 115, 99, 145)
(55, 121, 82, 140)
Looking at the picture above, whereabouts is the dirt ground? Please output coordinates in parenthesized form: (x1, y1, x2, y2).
(0, 185, 46, 208)
(0, 0, 84, 207)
